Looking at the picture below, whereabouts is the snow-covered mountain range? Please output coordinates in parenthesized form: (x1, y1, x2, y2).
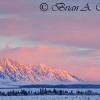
(0, 57, 81, 84)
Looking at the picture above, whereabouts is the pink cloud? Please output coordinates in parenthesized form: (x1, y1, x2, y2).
(67, 65, 100, 82)
(95, 50, 100, 56)
(0, 0, 100, 48)
(0, 15, 100, 48)
(0, 45, 66, 65)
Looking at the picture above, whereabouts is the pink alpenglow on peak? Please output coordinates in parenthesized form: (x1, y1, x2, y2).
(0, 57, 81, 83)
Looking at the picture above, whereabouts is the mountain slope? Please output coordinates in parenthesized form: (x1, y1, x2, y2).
(0, 57, 81, 83)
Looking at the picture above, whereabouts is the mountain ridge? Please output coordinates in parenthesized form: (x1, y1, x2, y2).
(0, 57, 81, 84)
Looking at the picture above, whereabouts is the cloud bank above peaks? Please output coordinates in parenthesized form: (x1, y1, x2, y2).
(0, 0, 100, 48)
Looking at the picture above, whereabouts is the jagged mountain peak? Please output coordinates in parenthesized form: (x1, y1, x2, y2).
(0, 57, 16, 66)
(0, 57, 81, 83)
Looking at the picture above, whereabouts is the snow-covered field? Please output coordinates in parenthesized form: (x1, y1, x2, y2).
(0, 95, 100, 100)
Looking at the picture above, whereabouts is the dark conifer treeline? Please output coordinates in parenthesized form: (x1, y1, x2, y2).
(0, 88, 99, 96)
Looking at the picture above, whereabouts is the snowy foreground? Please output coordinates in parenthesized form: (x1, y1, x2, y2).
(0, 95, 100, 100)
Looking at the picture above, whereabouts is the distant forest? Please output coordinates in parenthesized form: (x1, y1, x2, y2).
(0, 88, 100, 96)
